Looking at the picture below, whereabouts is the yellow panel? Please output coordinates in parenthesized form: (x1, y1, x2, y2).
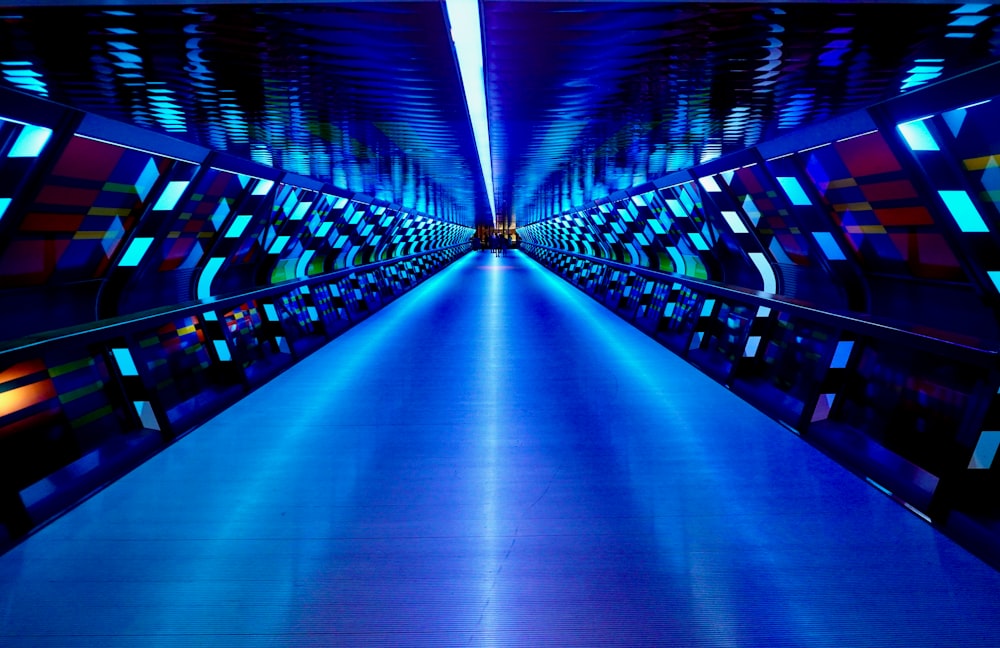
(963, 155, 1000, 171)
(826, 178, 858, 189)
(845, 225, 886, 234)
(832, 202, 873, 212)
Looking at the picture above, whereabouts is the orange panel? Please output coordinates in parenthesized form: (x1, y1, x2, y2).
(0, 359, 47, 384)
(0, 380, 58, 418)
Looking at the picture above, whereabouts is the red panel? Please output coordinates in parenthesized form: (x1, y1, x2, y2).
(874, 207, 935, 226)
(20, 212, 85, 232)
(34, 185, 102, 208)
(51, 136, 123, 182)
(735, 168, 763, 194)
(860, 179, 918, 203)
(0, 239, 69, 283)
(835, 132, 902, 178)
(889, 233, 962, 277)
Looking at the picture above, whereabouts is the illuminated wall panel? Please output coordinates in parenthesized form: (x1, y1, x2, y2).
(0, 135, 174, 286)
(836, 343, 983, 474)
(715, 163, 814, 267)
(222, 302, 264, 370)
(133, 315, 213, 422)
(0, 116, 52, 228)
(152, 169, 243, 272)
(798, 131, 965, 281)
(0, 352, 126, 492)
(895, 97, 1000, 301)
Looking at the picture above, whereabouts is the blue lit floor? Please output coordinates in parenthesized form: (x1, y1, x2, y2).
(2, 250, 999, 646)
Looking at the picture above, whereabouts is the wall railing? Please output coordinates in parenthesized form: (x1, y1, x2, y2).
(522, 241, 1000, 570)
(0, 243, 469, 549)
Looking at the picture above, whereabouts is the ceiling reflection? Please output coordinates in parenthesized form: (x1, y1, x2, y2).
(485, 2, 1000, 225)
(2, 2, 1000, 230)
(0, 2, 491, 226)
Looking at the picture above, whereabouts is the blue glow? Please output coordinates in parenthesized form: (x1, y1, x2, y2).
(698, 176, 722, 193)
(253, 179, 274, 196)
(776, 176, 811, 206)
(296, 250, 316, 278)
(987, 271, 1000, 293)
(134, 159, 160, 202)
(721, 211, 749, 234)
(153, 180, 189, 211)
(213, 339, 232, 362)
(8, 124, 52, 157)
(111, 348, 139, 376)
(225, 214, 252, 238)
(268, 235, 290, 254)
(445, 0, 496, 222)
(969, 431, 1000, 470)
(813, 232, 847, 261)
(949, 15, 988, 26)
(688, 232, 710, 251)
(263, 303, 279, 321)
(317, 222, 333, 238)
(0, 197, 10, 222)
(830, 340, 854, 369)
(748, 252, 777, 293)
(210, 200, 231, 231)
(119, 237, 154, 266)
(290, 201, 312, 221)
(666, 199, 687, 218)
(133, 401, 160, 431)
(953, 4, 989, 13)
(897, 118, 939, 151)
(938, 190, 988, 232)
(198, 257, 225, 299)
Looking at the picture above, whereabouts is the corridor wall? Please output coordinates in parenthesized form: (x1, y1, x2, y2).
(519, 61, 1000, 569)
(0, 87, 472, 546)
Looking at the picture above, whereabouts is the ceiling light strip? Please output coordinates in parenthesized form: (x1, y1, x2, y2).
(445, 0, 496, 223)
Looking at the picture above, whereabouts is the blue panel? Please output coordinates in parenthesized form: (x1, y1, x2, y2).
(224, 214, 252, 239)
(776, 176, 812, 206)
(118, 237, 154, 266)
(813, 232, 847, 260)
(8, 124, 51, 157)
(110, 347, 138, 376)
(938, 190, 989, 233)
(897, 119, 940, 151)
(152, 180, 190, 211)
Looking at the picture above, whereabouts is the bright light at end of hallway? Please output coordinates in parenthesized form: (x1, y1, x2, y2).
(445, 0, 496, 223)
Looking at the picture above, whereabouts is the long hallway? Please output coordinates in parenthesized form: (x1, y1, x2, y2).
(1, 250, 998, 646)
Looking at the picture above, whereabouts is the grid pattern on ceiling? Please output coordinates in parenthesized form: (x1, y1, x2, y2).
(0, 2, 490, 227)
(484, 2, 1000, 225)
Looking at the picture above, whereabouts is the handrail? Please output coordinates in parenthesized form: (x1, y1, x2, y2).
(0, 243, 470, 362)
(520, 242, 999, 365)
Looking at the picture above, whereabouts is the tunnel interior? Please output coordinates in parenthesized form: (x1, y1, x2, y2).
(2, 1, 1000, 573)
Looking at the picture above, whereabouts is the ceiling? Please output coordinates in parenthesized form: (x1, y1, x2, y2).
(2, 1, 1000, 229)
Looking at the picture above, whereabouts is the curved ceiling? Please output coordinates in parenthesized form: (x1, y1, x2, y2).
(2, 2, 1000, 230)
(0, 1, 491, 226)
(485, 1, 1000, 226)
